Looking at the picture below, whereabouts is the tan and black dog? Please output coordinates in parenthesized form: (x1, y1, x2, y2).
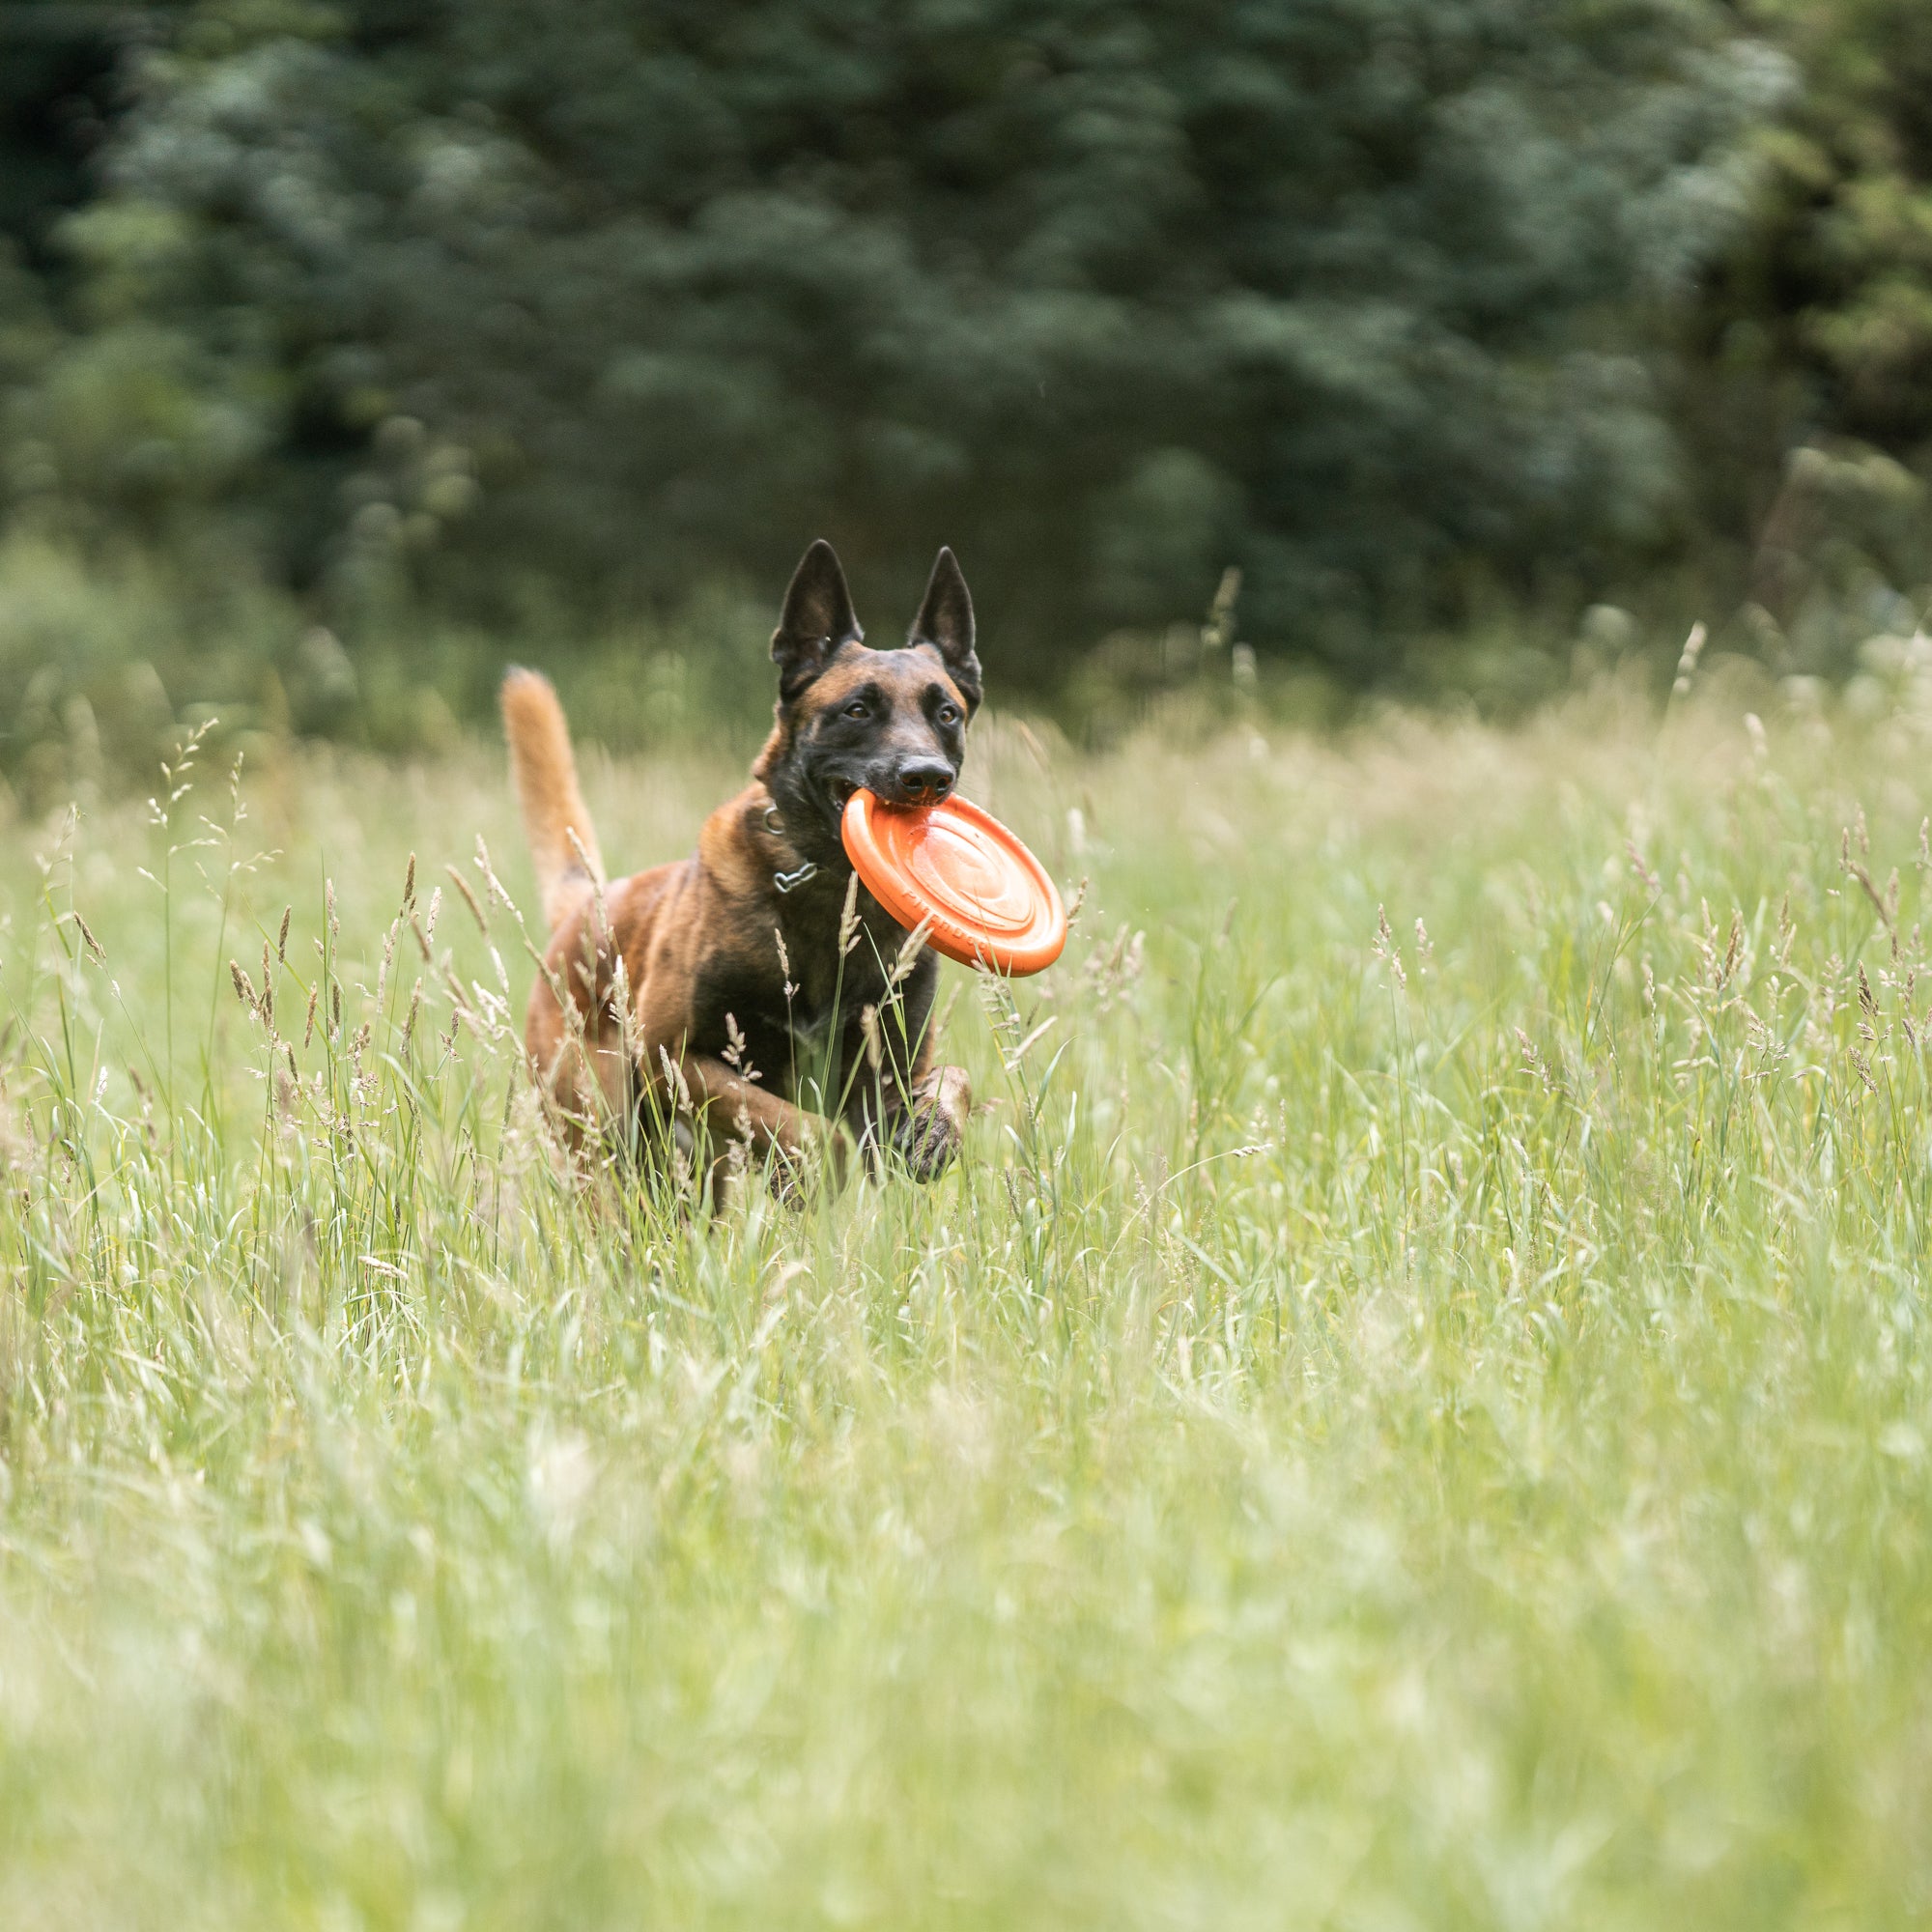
(501, 538, 977, 1193)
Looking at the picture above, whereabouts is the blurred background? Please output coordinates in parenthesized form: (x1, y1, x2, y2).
(0, 0, 1929, 792)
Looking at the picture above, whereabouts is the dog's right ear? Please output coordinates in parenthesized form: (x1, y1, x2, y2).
(909, 546, 980, 714)
(771, 539, 862, 702)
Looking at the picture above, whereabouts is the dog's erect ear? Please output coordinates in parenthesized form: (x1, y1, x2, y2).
(909, 546, 980, 713)
(771, 539, 862, 701)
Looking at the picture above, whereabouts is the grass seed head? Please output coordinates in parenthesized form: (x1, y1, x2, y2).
(838, 871, 861, 956)
(446, 864, 488, 932)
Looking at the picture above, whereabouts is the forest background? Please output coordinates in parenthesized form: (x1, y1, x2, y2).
(1, 0, 1930, 782)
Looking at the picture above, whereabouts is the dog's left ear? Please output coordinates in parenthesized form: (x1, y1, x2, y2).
(909, 546, 981, 715)
(772, 538, 863, 702)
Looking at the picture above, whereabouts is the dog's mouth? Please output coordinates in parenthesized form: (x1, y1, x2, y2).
(829, 778, 860, 811)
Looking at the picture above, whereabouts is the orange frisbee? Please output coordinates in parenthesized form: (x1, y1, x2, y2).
(841, 790, 1066, 976)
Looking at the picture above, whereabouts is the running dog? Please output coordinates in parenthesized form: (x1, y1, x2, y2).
(501, 539, 977, 1193)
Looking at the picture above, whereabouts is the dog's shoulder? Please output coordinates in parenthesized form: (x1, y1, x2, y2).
(696, 783, 781, 906)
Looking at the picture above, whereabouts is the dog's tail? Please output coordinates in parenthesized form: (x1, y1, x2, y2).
(500, 668, 606, 930)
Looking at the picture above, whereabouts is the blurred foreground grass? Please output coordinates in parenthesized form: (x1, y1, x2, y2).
(3, 687, 1931, 1927)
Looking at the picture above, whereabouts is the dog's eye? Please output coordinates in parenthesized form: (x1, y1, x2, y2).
(842, 700, 869, 721)
(935, 702, 960, 726)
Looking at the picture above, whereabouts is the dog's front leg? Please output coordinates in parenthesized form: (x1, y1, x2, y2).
(886, 1062, 972, 1180)
(662, 1050, 850, 1197)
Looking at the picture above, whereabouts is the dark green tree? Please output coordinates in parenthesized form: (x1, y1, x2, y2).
(1719, 1, 1932, 457)
(16, 0, 1777, 677)
(1668, 1, 1932, 657)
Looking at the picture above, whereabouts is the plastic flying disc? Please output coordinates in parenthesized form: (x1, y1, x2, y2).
(841, 790, 1066, 976)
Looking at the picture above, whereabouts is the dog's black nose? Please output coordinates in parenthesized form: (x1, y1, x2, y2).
(895, 759, 954, 805)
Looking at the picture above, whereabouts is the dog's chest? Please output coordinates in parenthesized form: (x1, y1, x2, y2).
(781, 990, 838, 1060)
(690, 957, 879, 1094)
(689, 879, 911, 1092)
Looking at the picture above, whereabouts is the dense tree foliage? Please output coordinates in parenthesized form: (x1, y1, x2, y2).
(3, 0, 1776, 677)
(1724, 0, 1932, 460)
(1647, 0, 1932, 667)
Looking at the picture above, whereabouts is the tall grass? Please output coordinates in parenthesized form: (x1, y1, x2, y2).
(2, 684, 1931, 1927)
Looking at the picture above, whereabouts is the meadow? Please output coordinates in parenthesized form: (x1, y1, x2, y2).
(2, 669, 1931, 1928)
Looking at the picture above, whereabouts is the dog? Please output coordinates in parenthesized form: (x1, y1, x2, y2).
(501, 538, 977, 1195)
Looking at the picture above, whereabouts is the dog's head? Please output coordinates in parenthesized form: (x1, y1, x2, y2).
(755, 539, 981, 852)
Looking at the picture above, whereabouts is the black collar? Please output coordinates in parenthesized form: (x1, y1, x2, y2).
(763, 803, 819, 894)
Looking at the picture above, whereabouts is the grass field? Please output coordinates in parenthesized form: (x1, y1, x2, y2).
(3, 678, 1931, 1928)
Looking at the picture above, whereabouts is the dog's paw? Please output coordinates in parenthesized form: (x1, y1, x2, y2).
(892, 1065, 971, 1181)
(768, 1122, 853, 1206)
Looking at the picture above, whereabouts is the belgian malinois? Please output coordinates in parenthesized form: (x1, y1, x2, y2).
(501, 539, 977, 1194)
